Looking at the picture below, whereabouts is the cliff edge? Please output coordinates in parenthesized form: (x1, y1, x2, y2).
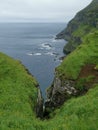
(0, 52, 43, 129)
(45, 0, 98, 117)
(56, 0, 98, 54)
(0, 0, 98, 129)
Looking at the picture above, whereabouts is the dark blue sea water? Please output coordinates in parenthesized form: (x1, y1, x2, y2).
(0, 23, 66, 98)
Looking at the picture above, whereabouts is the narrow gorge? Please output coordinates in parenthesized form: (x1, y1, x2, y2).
(35, 0, 98, 119)
(0, 0, 98, 129)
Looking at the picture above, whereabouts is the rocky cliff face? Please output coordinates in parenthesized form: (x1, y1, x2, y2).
(45, 74, 77, 109)
(45, 0, 98, 111)
(36, 87, 44, 118)
(56, 0, 98, 54)
(45, 64, 98, 112)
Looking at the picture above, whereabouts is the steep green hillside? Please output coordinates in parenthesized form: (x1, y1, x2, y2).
(57, 31, 98, 80)
(0, 0, 98, 129)
(47, 84, 98, 130)
(56, 0, 98, 54)
(0, 35, 98, 129)
(1, 32, 98, 130)
(0, 53, 39, 130)
(44, 0, 98, 129)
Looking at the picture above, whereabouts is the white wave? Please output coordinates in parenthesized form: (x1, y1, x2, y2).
(27, 52, 33, 56)
(27, 52, 42, 56)
(45, 52, 54, 56)
(41, 43, 52, 50)
(33, 53, 42, 56)
(52, 38, 57, 43)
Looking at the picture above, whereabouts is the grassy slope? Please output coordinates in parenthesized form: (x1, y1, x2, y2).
(57, 31, 98, 80)
(61, 0, 98, 53)
(0, 53, 38, 130)
(63, 25, 96, 53)
(0, 32, 98, 129)
(0, 8, 98, 129)
(38, 30, 98, 130)
(46, 84, 98, 130)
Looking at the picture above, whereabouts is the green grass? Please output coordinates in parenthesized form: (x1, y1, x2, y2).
(47, 84, 98, 130)
(0, 53, 38, 130)
(29, 84, 98, 130)
(63, 0, 98, 53)
(57, 31, 98, 80)
(0, 32, 98, 129)
(0, 18, 98, 129)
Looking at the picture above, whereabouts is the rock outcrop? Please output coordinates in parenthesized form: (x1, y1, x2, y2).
(44, 0, 98, 116)
(45, 74, 77, 109)
(45, 64, 98, 111)
(56, 0, 98, 54)
(36, 87, 44, 118)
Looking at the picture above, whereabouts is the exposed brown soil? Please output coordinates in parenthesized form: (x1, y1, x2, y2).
(79, 64, 98, 78)
(77, 64, 98, 91)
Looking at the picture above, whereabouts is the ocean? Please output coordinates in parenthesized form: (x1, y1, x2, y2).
(0, 23, 66, 98)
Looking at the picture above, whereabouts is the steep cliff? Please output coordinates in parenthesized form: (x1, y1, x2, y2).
(36, 87, 44, 118)
(45, 76, 77, 109)
(56, 0, 98, 54)
(1, 0, 98, 129)
(0, 52, 43, 129)
(46, 31, 98, 114)
(45, 0, 98, 113)
(1, 30, 98, 130)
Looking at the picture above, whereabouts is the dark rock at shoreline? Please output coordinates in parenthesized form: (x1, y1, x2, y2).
(59, 56, 65, 61)
(45, 43, 52, 48)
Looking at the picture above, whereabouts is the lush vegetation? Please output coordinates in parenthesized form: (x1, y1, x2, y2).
(0, 0, 98, 129)
(56, 0, 98, 54)
(57, 31, 98, 80)
(46, 84, 98, 130)
(0, 32, 98, 130)
(0, 53, 38, 130)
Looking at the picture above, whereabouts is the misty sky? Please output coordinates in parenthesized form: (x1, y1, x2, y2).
(0, 0, 92, 23)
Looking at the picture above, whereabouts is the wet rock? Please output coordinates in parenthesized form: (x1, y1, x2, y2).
(45, 43, 52, 48)
(59, 56, 65, 61)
